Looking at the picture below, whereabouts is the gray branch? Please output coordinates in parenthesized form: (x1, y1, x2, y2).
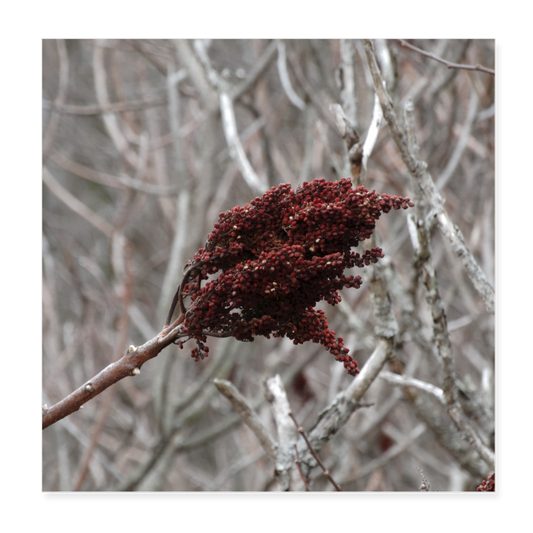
(363, 39, 494, 313)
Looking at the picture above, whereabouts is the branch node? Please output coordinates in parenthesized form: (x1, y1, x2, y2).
(132, 367, 141, 376)
(128, 345, 137, 353)
(85, 383, 94, 393)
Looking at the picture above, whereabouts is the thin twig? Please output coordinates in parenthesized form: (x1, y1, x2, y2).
(164, 259, 210, 327)
(42, 95, 168, 115)
(49, 151, 179, 196)
(288, 411, 341, 491)
(417, 467, 431, 491)
(293, 444, 311, 491)
(42, 167, 114, 238)
(398, 39, 495, 76)
(164, 286, 184, 329)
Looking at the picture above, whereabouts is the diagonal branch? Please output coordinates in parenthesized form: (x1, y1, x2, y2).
(42, 324, 187, 430)
(219, 92, 266, 195)
(213, 379, 277, 461)
(42, 166, 114, 238)
(398, 39, 495, 76)
(363, 39, 494, 313)
(50, 150, 179, 196)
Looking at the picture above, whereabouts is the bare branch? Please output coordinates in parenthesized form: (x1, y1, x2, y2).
(362, 94, 384, 172)
(365, 50, 494, 468)
(219, 92, 266, 194)
(93, 40, 141, 169)
(288, 411, 341, 491)
(191, 39, 266, 195)
(363, 39, 494, 313)
(436, 89, 479, 190)
(43, 40, 494, 492)
(213, 379, 277, 461)
(380, 371, 446, 404)
(276, 41, 306, 110)
(42, 166, 114, 238)
(43, 39, 69, 160)
(42, 325, 187, 429)
(345, 339, 393, 403)
(42, 95, 168, 116)
(329, 103, 362, 182)
(265, 375, 298, 490)
(294, 339, 391, 467)
(398, 39, 495, 76)
(448, 406, 495, 469)
(231, 40, 278, 102)
(49, 150, 178, 196)
(293, 444, 311, 491)
(338, 39, 357, 127)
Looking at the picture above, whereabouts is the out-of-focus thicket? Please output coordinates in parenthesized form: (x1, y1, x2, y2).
(42, 39, 494, 491)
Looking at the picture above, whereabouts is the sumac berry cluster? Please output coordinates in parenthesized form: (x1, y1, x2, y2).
(169, 177, 413, 376)
(476, 473, 495, 492)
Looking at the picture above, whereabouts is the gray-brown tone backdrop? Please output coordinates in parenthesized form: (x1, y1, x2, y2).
(42, 39, 494, 491)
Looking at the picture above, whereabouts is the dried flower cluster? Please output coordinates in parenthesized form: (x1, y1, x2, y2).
(168, 178, 413, 376)
(476, 473, 495, 492)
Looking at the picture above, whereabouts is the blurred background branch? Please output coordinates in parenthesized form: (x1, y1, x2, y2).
(43, 39, 494, 491)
